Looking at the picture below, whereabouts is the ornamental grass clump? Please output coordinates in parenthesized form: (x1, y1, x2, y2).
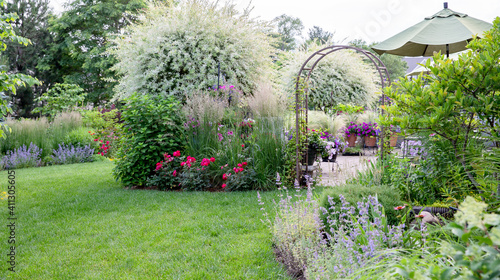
(1, 143, 42, 169)
(51, 143, 95, 165)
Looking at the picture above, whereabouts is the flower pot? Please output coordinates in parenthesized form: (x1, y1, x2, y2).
(390, 133, 398, 147)
(305, 145, 318, 165)
(364, 136, 377, 147)
(346, 135, 357, 147)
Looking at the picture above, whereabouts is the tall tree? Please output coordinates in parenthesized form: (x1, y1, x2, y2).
(38, 0, 147, 105)
(307, 26, 333, 45)
(273, 14, 303, 51)
(0, 0, 38, 134)
(349, 39, 408, 82)
(2, 0, 52, 117)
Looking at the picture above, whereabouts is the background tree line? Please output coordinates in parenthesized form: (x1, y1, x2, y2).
(2, 0, 408, 118)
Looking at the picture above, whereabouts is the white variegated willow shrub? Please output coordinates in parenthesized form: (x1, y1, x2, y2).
(111, 0, 275, 101)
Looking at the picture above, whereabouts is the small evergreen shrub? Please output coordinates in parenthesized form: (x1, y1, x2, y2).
(2, 143, 42, 169)
(113, 93, 185, 187)
(51, 143, 95, 164)
(319, 183, 403, 227)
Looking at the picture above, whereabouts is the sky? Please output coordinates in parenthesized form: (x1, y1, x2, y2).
(49, 0, 499, 43)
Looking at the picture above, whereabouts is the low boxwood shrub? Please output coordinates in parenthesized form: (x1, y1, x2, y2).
(113, 93, 185, 187)
(319, 183, 403, 228)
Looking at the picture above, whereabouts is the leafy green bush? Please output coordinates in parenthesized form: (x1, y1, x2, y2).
(82, 108, 123, 158)
(111, 0, 274, 101)
(113, 93, 185, 187)
(64, 127, 94, 148)
(32, 83, 86, 120)
(319, 183, 403, 227)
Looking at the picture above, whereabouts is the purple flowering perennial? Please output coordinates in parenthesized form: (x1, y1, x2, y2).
(52, 143, 95, 165)
(2, 143, 42, 169)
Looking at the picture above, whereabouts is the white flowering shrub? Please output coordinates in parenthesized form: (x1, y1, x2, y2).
(111, 0, 274, 101)
(281, 43, 380, 111)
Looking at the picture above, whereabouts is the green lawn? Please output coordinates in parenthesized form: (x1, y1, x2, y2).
(0, 161, 291, 279)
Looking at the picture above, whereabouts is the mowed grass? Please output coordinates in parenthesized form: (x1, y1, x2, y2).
(0, 161, 291, 279)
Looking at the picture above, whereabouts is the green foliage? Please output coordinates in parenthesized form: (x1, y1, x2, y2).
(64, 126, 94, 148)
(319, 183, 404, 226)
(82, 108, 122, 158)
(333, 103, 364, 115)
(0, 0, 39, 137)
(394, 197, 500, 279)
(349, 39, 408, 82)
(32, 83, 85, 120)
(0, 112, 83, 159)
(2, 0, 53, 117)
(37, 0, 147, 104)
(111, 0, 274, 101)
(302, 25, 334, 48)
(381, 18, 500, 199)
(272, 14, 304, 51)
(113, 93, 185, 187)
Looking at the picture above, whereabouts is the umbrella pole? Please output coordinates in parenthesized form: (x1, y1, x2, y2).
(446, 44, 449, 58)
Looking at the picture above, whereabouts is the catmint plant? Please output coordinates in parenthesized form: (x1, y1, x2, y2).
(2, 143, 42, 169)
(51, 143, 94, 165)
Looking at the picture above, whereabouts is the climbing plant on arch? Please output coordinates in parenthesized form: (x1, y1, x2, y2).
(294, 45, 391, 184)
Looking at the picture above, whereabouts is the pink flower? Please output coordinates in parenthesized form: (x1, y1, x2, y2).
(239, 167, 244, 172)
(394, 205, 405, 211)
(222, 174, 227, 180)
(94, 139, 98, 142)
(173, 170, 177, 177)
(222, 184, 226, 188)
(173, 150, 181, 157)
(155, 162, 163, 171)
(242, 162, 247, 166)
(210, 157, 215, 162)
(241, 144, 245, 148)
(227, 131, 234, 136)
(106, 141, 110, 145)
(415, 214, 425, 218)
(181, 162, 186, 167)
(430, 133, 436, 137)
(237, 163, 242, 168)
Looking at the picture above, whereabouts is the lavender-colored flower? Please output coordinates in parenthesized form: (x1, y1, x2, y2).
(52, 143, 94, 165)
(2, 143, 42, 169)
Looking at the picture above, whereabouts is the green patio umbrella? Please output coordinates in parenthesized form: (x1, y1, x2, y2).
(372, 2, 492, 57)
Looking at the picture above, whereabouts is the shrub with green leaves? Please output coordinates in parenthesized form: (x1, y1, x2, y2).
(32, 83, 86, 120)
(113, 93, 185, 187)
(111, 0, 274, 101)
(319, 183, 403, 227)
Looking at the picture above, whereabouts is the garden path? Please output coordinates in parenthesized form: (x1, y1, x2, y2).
(318, 154, 377, 186)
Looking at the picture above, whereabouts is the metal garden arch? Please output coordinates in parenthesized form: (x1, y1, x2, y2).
(294, 45, 391, 184)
